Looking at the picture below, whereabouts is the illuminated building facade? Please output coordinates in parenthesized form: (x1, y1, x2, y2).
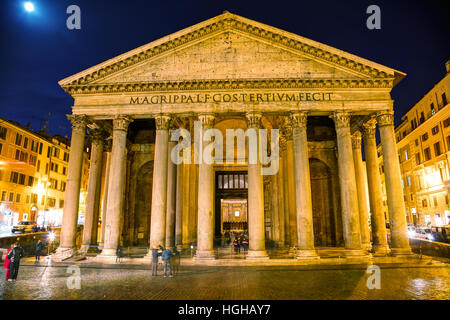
(379, 61, 450, 227)
(0, 117, 89, 229)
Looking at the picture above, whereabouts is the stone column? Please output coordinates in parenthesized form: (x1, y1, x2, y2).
(362, 119, 390, 255)
(282, 142, 290, 246)
(245, 112, 268, 259)
(98, 116, 132, 258)
(277, 137, 286, 247)
(290, 112, 319, 259)
(81, 129, 105, 253)
(147, 115, 171, 252)
(53, 115, 88, 260)
(165, 134, 177, 250)
(196, 114, 216, 259)
(175, 162, 183, 250)
(351, 131, 372, 251)
(376, 111, 412, 255)
(99, 140, 112, 248)
(285, 125, 298, 249)
(330, 112, 365, 257)
(271, 173, 280, 244)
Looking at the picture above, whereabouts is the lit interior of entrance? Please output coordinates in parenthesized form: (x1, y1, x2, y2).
(215, 171, 248, 245)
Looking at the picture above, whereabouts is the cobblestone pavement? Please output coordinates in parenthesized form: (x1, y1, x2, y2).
(0, 263, 449, 300)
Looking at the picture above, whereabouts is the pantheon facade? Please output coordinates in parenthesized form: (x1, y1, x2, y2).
(53, 12, 412, 261)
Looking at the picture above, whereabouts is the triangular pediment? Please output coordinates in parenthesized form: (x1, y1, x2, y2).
(59, 11, 405, 91)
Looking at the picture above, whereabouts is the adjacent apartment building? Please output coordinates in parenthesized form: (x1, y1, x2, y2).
(0, 117, 90, 229)
(379, 61, 450, 227)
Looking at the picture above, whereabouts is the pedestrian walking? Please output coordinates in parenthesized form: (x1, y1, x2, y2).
(170, 248, 180, 275)
(7, 243, 24, 281)
(35, 240, 43, 262)
(233, 238, 240, 254)
(157, 245, 163, 265)
(116, 245, 122, 263)
(163, 247, 173, 277)
(241, 237, 249, 252)
(4, 244, 14, 280)
(151, 246, 159, 276)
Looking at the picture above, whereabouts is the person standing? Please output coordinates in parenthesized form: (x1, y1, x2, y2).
(35, 240, 43, 262)
(8, 243, 24, 281)
(4, 244, 14, 280)
(151, 246, 159, 276)
(163, 247, 173, 278)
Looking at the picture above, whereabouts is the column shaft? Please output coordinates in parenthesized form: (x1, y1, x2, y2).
(377, 112, 412, 255)
(291, 112, 318, 259)
(81, 130, 104, 252)
(351, 131, 372, 250)
(331, 112, 364, 257)
(55, 115, 88, 258)
(362, 120, 390, 255)
(271, 174, 280, 244)
(165, 139, 177, 249)
(286, 133, 298, 249)
(175, 163, 183, 250)
(246, 112, 268, 258)
(99, 147, 111, 248)
(99, 117, 132, 258)
(196, 114, 216, 259)
(276, 144, 286, 247)
(148, 115, 170, 250)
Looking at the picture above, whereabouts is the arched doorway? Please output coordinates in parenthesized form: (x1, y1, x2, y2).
(134, 161, 153, 246)
(310, 158, 336, 247)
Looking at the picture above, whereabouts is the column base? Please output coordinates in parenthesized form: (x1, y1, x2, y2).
(372, 244, 391, 256)
(390, 247, 413, 256)
(296, 249, 320, 260)
(98, 248, 117, 258)
(246, 250, 269, 259)
(362, 243, 372, 251)
(194, 250, 216, 260)
(51, 247, 76, 262)
(79, 245, 89, 254)
(343, 249, 368, 258)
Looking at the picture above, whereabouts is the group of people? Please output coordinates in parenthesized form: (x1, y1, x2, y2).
(3, 243, 24, 281)
(232, 235, 249, 254)
(151, 245, 180, 277)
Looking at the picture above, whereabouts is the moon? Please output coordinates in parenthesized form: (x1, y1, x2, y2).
(24, 1, 35, 12)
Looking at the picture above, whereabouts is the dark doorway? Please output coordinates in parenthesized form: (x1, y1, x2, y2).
(310, 158, 336, 247)
(134, 161, 153, 246)
(214, 171, 248, 245)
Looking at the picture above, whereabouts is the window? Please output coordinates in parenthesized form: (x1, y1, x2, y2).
(422, 199, 428, 207)
(26, 195, 30, 204)
(18, 173, 25, 185)
(9, 192, 14, 202)
(47, 198, 56, 208)
(59, 199, 64, 208)
(47, 146, 51, 158)
(15, 133, 22, 146)
(50, 162, 59, 173)
(442, 93, 448, 106)
(27, 176, 34, 187)
(407, 176, 411, 186)
(31, 193, 38, 204)
(415, 153, 421, 165)
(15, 149, 20, 160)
(0, 126, 6, 140)
(9, 171, 18, 183)
(432, 125, 439, 135)
(60, 181, 66, 192)
(444, 118, 450, 128)
(424, 148, 431, 161)
(415, 139, 419, 146)
(410, 194, 414, 201)
(50, 178, 58, 190)
(62, 166, 67, 175)
(45, 163, 49, 174)
(1, 191, 6, 201)
(404, 150, 408, 161)
(0, 143, 2, 155)
(38, 142, 43, 155)
(63, 152, 69, 162)
(29, 155, 37, 166)
(15, 194, 20, 203)
(53, 147, 60, 158)
(23, 137, 28, 149)
(36, 160, 40, 172)
(434, 142, 442, 156)
(422, 132, 428, 141)
(433, 196, 438, 207)
(431, 103, 436, 115)
(420, 112, 425, 124)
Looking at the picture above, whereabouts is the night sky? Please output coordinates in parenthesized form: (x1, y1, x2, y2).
(0, 0, 449, 139)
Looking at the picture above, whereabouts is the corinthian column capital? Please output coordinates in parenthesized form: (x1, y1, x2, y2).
(330, 112, 351, 129)
(376, 111, 394, 127)
(361, 118, 377, 139)
(351, 131, 362, 149)
(155, 114, 171, 130)
(198, 113, 215, 129)
(281, 123, 293, 141)
(89, 128, 108, 145)
(245, 112, 262, 129)
(67, 114, 89, 132)
(113, 115, 133, 131)
(289, 111, 308, 128)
